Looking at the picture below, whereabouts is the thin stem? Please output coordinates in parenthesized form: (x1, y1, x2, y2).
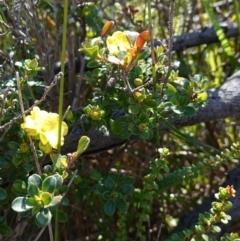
(147, 0, 156, 96)
(48, 221, 54, 241)
(33, 227, 46, 241)
(147, 0, 159, 146)
(163, 0, 176, 88)
(57, 0, 69, 152)
(122, 71, 133, 93)
(56, 1, 69, 240)
(16, 72, 42, 175)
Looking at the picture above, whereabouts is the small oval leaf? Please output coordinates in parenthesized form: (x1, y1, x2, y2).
(27, 184, 40, 197)
(35, 209, 52, 227)
(42, 176, 57, 193)
(0, 188, 7, 200)
(57, 210, 68, 223)
(104, 178, 116, 191)
(118, 184, 133, 196)
(0, 224, 12, 236)
(41, 192, 52, 206)
(28, 174, 42, 188)
(11, 197, 33, 212)
(104, 200, 116, 216)
(116, 198, 128, 211)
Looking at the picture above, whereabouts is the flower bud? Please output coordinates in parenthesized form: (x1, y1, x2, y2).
(101, 21, 114, 38)
(19, 143, 30, 153)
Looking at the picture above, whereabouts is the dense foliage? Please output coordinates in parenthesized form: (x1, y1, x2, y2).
(0, 0, 240, 240)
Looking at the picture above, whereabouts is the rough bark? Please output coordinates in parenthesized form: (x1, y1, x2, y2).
(157, 22, 239, 51)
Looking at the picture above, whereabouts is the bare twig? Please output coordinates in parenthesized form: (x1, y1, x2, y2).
(33, 227, 47, 241)
(163, 0, 176, 88)
(16, 71, 42, 175)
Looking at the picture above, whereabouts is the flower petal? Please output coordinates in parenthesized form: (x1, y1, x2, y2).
(106, 31, 131, 55)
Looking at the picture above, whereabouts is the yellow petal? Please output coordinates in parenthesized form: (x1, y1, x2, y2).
(106, 36, 119, 55)
(106, 31, 131, 55)
(107, 56, 122, 65)
(39, 133, 49, 145)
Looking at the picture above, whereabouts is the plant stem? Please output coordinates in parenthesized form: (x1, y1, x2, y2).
(56, 1, 69, 240)
(57, 0, 69, 152)
(147, 0, 159, 146)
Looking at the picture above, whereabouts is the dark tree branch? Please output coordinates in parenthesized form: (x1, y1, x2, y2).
(156, 22, 240, 51)
(62, 70, 240, 154)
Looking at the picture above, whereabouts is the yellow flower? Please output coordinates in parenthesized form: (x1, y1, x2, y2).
(106, 30, 150, 67)
(21, 106, 68, 149)
(106, 31, 139, 66)
(106, 31, 133, 55)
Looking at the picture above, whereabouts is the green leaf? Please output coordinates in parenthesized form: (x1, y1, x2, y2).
(140, 131, 151, 139)
(137, 46, 151, 60)
(95, 184, 106, 194)
(56, 210, 68, 223)
(27, 184, 40, 197)
(7, 141, 19, 150)
(103, 191, 112, 200)
(116, 198, 127, 211)
(0, 216, 5, 225)
(43, 165, 53, 174)
(28, 174, 42, 188)
(26, 197, 37, 206)
(61, 197, 69, 206)
(87, 60, 101, 68)
(0, 224, 12, 236)
(183, 106, 196, 116)
(211, 225, 221, 233)
(76, 136, 90, 156)
(12, 153, 22, 167)
(118, 184, 133, 196)
(118, 130, 132, 139)
(128, 105, 140, 114)
(124, 177, 135, 185)
(179, 94, 189, 106)
(104, 178, 116, 191)
(11, 197, 33, 212)
(129, 66, 142, 80)
(80, 45, 99, 57)
(41, 192, 52, 206)
(90, 170, 102, 180)
(111, 117, 129, 135)
(35, 209, 52, 227)
(0, 188, 7, 200)
(168, 92, 179, 105)
(139, 213, 150, 221)
(143, 99, 158, 109)
(50, 152, 66, 170)
(31, 205, 41, 215)
(42, 176, 57, 193)
(104, 200, 116, 216)
(53, 174, 63, 191)
(59, 185, 69, 194)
